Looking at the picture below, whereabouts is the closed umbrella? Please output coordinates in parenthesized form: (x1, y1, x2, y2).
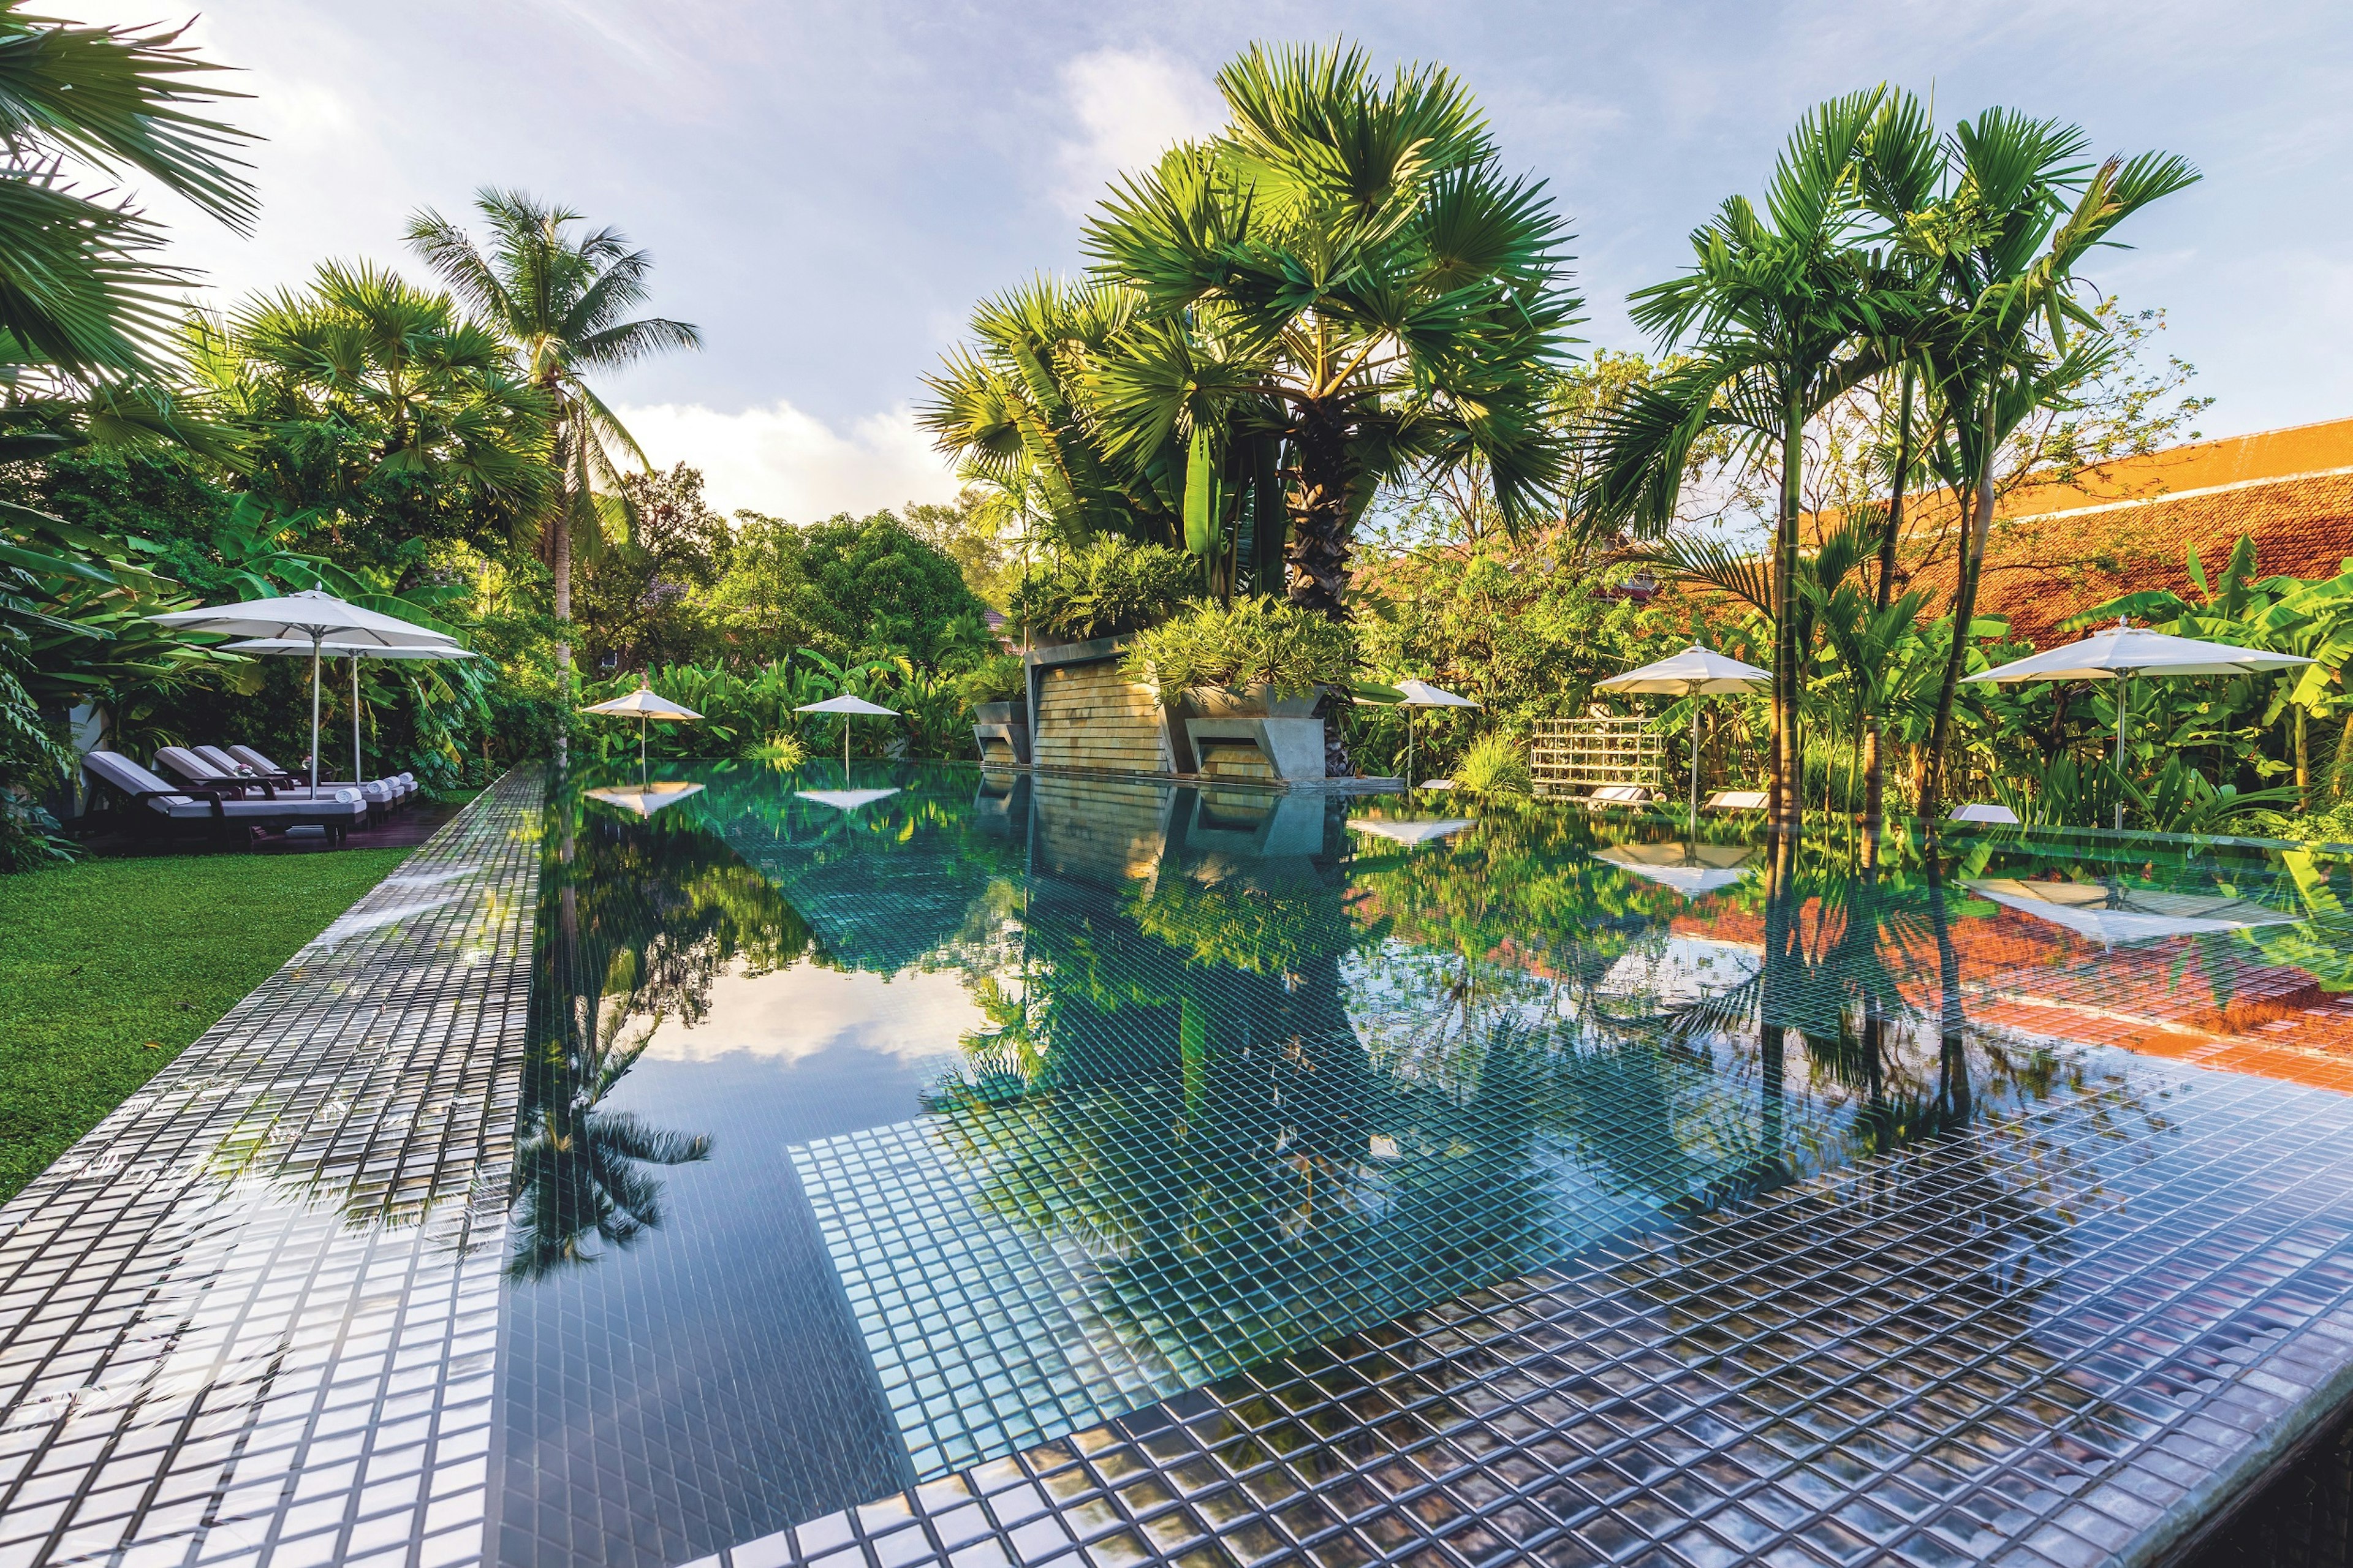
(582, 680, 705, 768)
(1392, 680, 1480, 789)
(796, 692, 900, 775)
(150, 589, 457, 795)
(223, 638, 476, 792)
(1596, 645, 1771, 826)
(1963, 620, 2312, 829)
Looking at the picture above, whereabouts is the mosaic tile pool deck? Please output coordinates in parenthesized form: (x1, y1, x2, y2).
(0, 772, 540, 1568)
(15, 762, 2353, 1568)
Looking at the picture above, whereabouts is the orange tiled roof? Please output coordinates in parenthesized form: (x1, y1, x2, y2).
(1895, 419, 2353, 648)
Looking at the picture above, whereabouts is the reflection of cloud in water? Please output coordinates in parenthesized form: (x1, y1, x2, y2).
(1597, 935, 1758, 1009)
(640, 959, 985, 1066)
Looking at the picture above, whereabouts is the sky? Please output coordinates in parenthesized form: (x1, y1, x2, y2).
(71, 0, 2353, 523)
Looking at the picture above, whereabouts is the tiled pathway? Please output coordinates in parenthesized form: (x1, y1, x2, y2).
(0, 773, 541, 1568)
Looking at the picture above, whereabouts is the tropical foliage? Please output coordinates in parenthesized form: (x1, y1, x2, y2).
(1121, 594, 1355, 702)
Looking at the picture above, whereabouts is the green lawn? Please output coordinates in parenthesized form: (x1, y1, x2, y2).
(0, 848, 411, 1202)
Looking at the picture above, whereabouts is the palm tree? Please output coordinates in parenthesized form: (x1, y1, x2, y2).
(0, 1, 254, 381)
(1896, 115, 2197, 814)
(1577, 89, 1919, 831)
(405, 191, 699, 744)
(1082, 42, 1580, 618)
(200, 260, 552, 550)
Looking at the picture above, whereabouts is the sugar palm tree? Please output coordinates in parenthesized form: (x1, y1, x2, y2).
(1082, 42, 1580, 618)
(406, 191, 699, 741)
(1896, 114, 2197, 814)
(1577, 88, 1920, 831)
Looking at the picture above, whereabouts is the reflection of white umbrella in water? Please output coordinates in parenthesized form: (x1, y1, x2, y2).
(222, 638, 475, 790)
(796, 787, 901, 811)
(1966, 877, 2298, 948)
(1964, 620, 2312, 830)
(1347, 817, 1475, 846)
(797, 692, 900, 774)
(581, 680, 704, 768)
(1392, 680, 1480, 788)
(586, 780, 706, 817)
(1594, 841, 1760, 898)
(149, 589, 458, 795)
(1596, 646, 1771, 827)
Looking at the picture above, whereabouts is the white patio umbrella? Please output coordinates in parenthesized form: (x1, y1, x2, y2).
(586, 780, 706, 817)
(1963, 620, 2313, 830)
(1596, 645, 1771, 825)
(797, 692, 900, 774)
(582, 680, 705, 767)
(223, 638, 476, 792)
(797, 787, 902, 812)
(1346, 816, 1475, 847)
(150, 589, 457, 794)
(1391, 680, 1480, 788)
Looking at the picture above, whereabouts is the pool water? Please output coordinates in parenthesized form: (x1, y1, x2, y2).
(496, 762, 2353, 1568)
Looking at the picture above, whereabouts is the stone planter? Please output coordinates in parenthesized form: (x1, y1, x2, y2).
(1180, 684, 1322, 721)
(971, 699, 1031, 766)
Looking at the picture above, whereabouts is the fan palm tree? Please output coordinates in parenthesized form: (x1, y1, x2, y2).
(0, 1, 254, 381)
(1575, 88, 1922, 831)
(405, 191, 699, 738)
(1082, 42, 1580, 618)
(1896, 114, 2197, 814)
(201, 259, 553, 543)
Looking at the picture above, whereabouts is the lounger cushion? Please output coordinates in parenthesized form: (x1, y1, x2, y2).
(1706, 790, 1770, 810)
(230, 743, 409, 801)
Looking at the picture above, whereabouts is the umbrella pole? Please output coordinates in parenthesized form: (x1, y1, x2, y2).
(2115, 672, 2129, 832)
(309, 635, 322, 797)
(350, 656, 362, 788)
(1406, 708, 1414, 790)
(844, 717, 852, 777)
(1688, 693, 1700, 833)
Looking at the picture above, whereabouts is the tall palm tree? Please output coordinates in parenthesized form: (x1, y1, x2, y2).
(1577, 89, 1917, 831)
(406, 191, 699, 742)
(1082, 42, 1580, 618)
(1896, 115, 2196, 814)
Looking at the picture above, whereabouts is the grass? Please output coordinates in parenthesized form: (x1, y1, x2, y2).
(0, 847, 410, 1202)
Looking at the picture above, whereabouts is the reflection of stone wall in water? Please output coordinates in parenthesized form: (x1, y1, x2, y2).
(1032, 775, 1180, 885)
(1032, 658, 1172, 775)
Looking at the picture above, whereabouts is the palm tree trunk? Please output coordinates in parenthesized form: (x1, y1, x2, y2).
(1286, 402, 1354, 619)
(1918, 396, 2000, 818)
(1771, 393, 1803, 833)
(1861, 718, 1884, 869)
(1864, 367, 1913, 846)
(553, 507, 573, 766)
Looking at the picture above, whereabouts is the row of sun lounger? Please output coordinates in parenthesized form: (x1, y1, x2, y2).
(81, 746, 419, 846)
(1577, 786, 2017, 824)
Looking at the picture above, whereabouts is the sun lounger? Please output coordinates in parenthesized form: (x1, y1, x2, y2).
(1705, 790, 1770, 811)
(154, 745, 281, 799)
(229, 743, 414, 808)
(1947, 802, 2021, 825)
(83, 751, 368, 843)
(1585, 784, 1656, 806)
(194, 744, 396, 819)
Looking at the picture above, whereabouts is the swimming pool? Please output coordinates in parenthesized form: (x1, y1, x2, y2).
(496, 763, 2353, 1567)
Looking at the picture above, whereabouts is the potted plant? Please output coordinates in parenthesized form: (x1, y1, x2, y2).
(1010, 540, 1197, 647)
(1123, 596, 1357, 717)
(957, 654, 1028, 725)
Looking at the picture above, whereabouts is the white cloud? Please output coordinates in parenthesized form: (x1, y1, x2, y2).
(1053, 47, 1224, 216)
(615, 400, 960, 522)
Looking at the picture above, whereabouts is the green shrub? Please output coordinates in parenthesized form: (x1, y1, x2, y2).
(1012, 539, 1197, 642)
(955, 653, 1027, 712)
(1123, 596, 1357, 702)
(1452, 732, 1531, 795)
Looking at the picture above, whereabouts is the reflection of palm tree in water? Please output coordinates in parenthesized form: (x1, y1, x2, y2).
(511, 791, 809, 1278)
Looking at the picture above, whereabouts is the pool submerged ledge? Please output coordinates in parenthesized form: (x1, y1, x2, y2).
(9, 762, 2353, 1567)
